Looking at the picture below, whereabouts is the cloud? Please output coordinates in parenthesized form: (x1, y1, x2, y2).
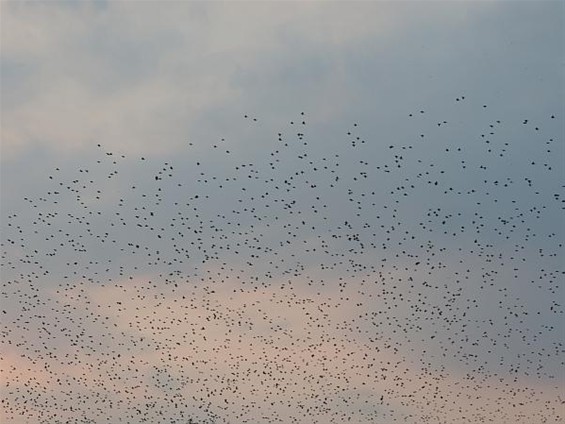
(1, 1, 390, 158)
(2, 274, 561, 423)
(1, 2, 563, 423)
(3, 2, 561, 160)
(3, 1, 499, 159)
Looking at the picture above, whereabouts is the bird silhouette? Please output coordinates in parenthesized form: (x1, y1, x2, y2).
(1, 100, 563, 424)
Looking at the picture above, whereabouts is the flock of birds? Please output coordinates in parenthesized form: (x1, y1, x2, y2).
(1, 96, 563, 423)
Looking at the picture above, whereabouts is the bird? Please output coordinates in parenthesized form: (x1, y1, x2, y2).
(1, 97, 563, 424)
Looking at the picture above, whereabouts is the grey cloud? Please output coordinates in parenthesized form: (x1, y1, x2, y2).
(1, 2, 563, 423)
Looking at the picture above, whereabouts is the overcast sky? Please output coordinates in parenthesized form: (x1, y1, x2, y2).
(1, 1, 564, 424)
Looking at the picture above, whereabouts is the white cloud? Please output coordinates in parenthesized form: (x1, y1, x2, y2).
(0, 1, 411, 159)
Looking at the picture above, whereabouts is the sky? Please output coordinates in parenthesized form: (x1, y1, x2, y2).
(1, 1, 564, 423)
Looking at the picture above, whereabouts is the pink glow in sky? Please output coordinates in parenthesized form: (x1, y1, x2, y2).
(1, 1, 564, 423)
